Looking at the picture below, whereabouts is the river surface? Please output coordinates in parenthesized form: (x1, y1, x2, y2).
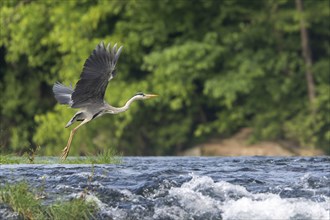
(0, 156, 329, 220)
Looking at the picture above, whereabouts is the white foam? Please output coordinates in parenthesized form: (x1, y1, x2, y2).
(153, 206, 189, 220)
(64, 174, 329, 220)
(55, 184, 75, 190)
(222, 195, 329, 220)
(170, 185, 221, 215)
(70, 192, 128, 219)
(157, 175, 330, 220)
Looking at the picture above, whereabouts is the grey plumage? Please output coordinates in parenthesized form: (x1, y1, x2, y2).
(52, 41, 157, 160)
(71, 42, 123, 108)
(53, 82, 73, 105)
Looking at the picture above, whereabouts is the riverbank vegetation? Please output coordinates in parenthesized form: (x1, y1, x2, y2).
(0, 182, 96, 219)
(0, 149, 121, 164)
(1, 0, 329, 156)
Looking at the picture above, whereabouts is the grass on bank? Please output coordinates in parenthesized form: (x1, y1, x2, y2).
(0, 148, 121, 165)
(0, 182, 96, 220)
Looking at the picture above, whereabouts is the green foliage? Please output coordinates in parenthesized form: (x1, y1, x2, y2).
(46, 199, 96, 220)
(0, 149, 121, 164)
(0, 182, 96, 219)
(0, 0, 329, 155)
(0, 182, 44, 219)
(0, 154, 21, 164)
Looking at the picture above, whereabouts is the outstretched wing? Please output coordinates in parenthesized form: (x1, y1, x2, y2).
(71, 42, 123, 108)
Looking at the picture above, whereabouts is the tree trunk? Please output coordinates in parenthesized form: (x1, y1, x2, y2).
(295, 0, 316, 109)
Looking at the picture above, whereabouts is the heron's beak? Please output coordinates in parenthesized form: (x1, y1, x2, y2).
(145, 94, 158, 99)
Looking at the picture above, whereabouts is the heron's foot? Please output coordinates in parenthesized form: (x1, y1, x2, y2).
(60, 146, 70, 160)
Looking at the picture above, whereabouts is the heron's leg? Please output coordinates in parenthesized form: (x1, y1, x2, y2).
(61, 119, 90, 160)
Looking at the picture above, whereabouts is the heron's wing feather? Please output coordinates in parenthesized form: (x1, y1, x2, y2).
(71, 42, 123, 108)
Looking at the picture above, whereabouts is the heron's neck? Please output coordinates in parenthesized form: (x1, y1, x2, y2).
(109, 96, 139, 113)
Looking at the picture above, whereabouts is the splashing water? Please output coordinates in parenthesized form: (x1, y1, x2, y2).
(1, 157, 329, 219)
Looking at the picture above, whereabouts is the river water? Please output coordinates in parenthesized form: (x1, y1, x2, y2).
(0, 156, 329, 220)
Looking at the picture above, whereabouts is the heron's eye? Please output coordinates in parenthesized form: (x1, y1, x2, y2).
(135, 92, 144, 96)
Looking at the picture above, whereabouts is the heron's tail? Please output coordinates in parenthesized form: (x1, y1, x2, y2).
(53, 82, 73, 105)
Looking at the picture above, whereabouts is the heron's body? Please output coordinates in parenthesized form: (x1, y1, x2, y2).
(62, 95, 144, 128)
(53, 42, 157, 159)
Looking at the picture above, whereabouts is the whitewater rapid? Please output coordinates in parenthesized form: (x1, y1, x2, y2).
(1, 157, 329, 219)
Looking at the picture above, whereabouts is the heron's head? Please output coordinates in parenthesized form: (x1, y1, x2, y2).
(134, 92, 158, 100)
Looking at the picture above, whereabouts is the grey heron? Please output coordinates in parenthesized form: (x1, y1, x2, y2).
(53, 42, 158, 159)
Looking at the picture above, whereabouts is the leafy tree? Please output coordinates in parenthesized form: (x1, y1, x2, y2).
(0, 0, 329, 156)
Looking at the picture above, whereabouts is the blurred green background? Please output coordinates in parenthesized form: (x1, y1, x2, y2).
(0, 0, 329, 156)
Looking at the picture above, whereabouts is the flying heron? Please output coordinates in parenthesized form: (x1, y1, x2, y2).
(53, 42, 158, 159)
